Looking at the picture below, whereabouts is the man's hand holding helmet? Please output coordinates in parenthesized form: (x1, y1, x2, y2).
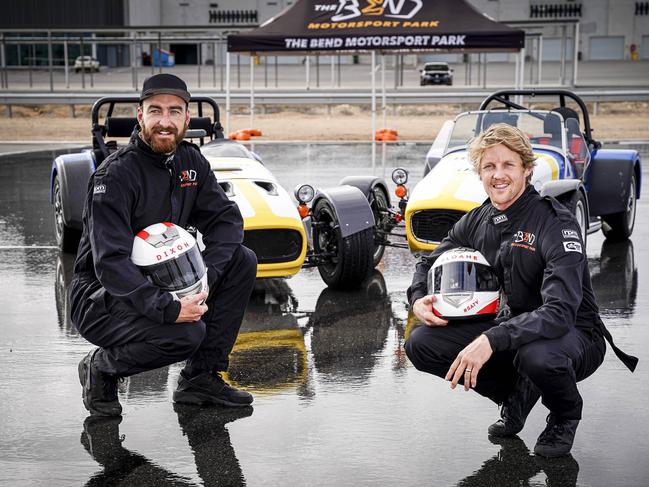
(131, 222, 210, 323)
(176, 291, 209, 323)
(412, 295, 449, 327)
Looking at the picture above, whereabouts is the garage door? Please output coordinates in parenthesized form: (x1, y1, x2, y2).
(542, 38, 574, 61)
(641, 35, 649, 60)
(589, 36, 625, 60)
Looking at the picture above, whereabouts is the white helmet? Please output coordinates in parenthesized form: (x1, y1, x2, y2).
(427, 248, 500, 320)
(131, 222, 208, 301)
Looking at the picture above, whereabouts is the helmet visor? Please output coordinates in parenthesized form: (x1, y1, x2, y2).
(432, 261, 500, 294)
(139, 244, 206, 291)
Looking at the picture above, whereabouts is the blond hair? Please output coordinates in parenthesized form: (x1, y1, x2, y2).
(468, 123, 536, 182)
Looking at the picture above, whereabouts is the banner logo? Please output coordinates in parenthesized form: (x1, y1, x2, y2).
(331, 0, 423, 21)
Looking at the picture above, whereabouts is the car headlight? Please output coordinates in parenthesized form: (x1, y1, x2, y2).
(391, 168, 409, 185)
(294, 184, 315, 204)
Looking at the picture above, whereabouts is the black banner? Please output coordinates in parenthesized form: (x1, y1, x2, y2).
(228, 0, 524, 53)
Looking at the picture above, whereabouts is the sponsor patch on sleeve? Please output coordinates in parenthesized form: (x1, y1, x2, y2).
(562, 229, 579, 239)
(93, 184, 106, 195)
(563, 241, 582, 253)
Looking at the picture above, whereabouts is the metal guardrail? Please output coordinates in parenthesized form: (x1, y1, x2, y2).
(1, 88, 649, 107)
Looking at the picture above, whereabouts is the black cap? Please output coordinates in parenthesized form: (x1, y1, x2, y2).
(140, 74, 191, 103)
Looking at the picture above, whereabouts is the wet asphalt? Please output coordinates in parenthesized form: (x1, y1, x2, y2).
(0, 142, 647, 486)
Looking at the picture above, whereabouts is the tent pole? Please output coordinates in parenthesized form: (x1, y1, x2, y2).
(517, 49, 525, 105)
(514, 51, 518, 90)
(226, 52, 231, 135)
(305, 55, 310, 89)
(371, 51, 376, 171)
(559, 25, 566, 86)
(536, 34, 543, 85)
(250, 55, 255, 129)
(572, 22, 579, 87)
(381, 53, 386, 130)
(330, 55, 335, 87)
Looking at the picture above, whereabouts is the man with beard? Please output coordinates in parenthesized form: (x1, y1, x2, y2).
(70, 74, 257, 417)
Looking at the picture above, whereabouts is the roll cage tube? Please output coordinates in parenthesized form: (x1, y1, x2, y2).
(478, 90, 599, 150)
(90, 96, 224, 156)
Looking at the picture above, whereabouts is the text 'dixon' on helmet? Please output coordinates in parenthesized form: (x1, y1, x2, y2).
(131, 222, 207, 300)
(427, 247, 500, 320)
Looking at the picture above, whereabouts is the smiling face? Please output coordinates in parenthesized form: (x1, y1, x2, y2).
(478, 143, 533, 211)
(137, 94, 190, 154)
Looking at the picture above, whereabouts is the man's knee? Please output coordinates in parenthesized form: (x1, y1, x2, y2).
(515, 342, 568, 379)
(168, 321, 207, 359)
(405, 326, 436, 371)
(221, 245, 257, 284)
(237, 245, 257, 278)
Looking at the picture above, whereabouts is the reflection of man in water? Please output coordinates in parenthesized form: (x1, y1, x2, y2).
(456, 436, 579, 487)
(81, 406, 251, 486)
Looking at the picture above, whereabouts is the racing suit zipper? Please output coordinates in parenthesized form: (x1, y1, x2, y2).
(166, 156, 178, 222)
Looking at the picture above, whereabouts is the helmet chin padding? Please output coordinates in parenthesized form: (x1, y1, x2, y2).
(428, 247, 500, 320)
(172, 273, 209, 301)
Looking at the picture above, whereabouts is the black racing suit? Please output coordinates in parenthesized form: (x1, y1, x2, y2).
(405, 185, 637, 420)
(70, 134, 257, 377)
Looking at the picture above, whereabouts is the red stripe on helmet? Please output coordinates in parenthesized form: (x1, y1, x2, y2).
(477, 299, 500, 315)
(136, 230, 150, 240)
(163, 222, 174, 227)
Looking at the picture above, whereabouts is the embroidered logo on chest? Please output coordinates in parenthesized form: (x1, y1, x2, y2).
(511, 230, 537, 252)
(179, 169, 198, 188)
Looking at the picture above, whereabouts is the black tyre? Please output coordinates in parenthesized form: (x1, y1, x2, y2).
(313, 199, 373, 290)
(368, 187, 390, 267)
(53, 175, 81, 254)
(560, 190, 588, 247)
(602, 174, 637, 242)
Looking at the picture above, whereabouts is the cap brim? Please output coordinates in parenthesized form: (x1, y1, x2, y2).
(140, 88, 191, 103)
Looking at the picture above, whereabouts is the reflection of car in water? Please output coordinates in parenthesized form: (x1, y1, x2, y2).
(54, 252, 77, 336)
(226, 279, 309, 395)
(589, 239, 637, 317)
(309, 271, 393, 382)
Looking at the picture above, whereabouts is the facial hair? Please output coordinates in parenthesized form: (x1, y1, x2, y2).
(140, 120, 187, 154)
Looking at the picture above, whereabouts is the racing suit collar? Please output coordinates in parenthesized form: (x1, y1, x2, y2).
(489, 184, 537, 223)
(133, 132, 176, 167)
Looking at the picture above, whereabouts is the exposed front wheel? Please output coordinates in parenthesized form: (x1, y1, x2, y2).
(368, 188, 390, 267)
(602, 174, 636, 242)
(313, 199, 373, 289)
(560, 190, 588, 247)
(53, 175, 81, 254)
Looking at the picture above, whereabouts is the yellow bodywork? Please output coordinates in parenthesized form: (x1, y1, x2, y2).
(405, 172, 479, 253)
(211, 159, 308, 279)
(405, 151, 561, 253)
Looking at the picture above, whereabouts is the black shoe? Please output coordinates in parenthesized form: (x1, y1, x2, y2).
(488, 375, 541, 437)
(173, 370, 254, 407)
(78, 349, 122, 417)
(534, 414, 580, 458)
